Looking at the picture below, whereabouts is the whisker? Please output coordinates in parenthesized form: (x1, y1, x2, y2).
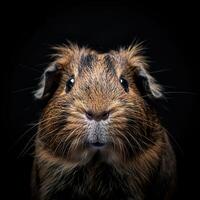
(18, 64, 43, 74)
(13, 115, 65, 149)
(114, 136, 126, 162)
(150, 68, 171, 74)
(126, 130, 145, 154)
(18, 133, 36, 158)
(12, 86, 36, 94)
(164, 91, 197, 94)
(39, 126, 61, 142)
(139, 134, 157, 146)
(165, 131, 184, 155)
(39, 119, 67, 136)
(115, 129, 144, 155)
(124, 117, 160, 129)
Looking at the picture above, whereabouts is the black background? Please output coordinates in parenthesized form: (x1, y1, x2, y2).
(3, 1, 199, 200)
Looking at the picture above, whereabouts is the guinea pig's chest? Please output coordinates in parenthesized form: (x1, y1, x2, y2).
(52, 163, 134, 200)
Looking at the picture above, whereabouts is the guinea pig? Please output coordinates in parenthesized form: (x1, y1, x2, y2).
(31, 43, 176, 200)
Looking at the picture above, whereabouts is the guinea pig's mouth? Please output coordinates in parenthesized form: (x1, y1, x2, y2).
(88, 141, 107, 149)
(85, 121, 110, 150)
(85, 134, 109, 150)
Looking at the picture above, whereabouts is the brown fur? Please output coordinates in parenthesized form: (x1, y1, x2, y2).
(32, 43, 176, 200)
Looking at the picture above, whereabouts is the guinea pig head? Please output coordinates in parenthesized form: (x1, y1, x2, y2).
(35, 44, 163, 165)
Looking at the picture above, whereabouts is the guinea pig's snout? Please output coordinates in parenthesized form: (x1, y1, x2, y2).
(85, 110, 110, 121)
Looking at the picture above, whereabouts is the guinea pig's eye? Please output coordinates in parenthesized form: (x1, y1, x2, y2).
(66, 76, 75, 92)
(119, 76, 129, 92)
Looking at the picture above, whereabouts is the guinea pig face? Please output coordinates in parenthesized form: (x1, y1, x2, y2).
(35, 44, 162, 164)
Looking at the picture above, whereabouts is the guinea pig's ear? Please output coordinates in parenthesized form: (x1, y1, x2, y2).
(34, 63, 61, 100)
(120, 44, 163, 99)
(135, 66, 163, 99)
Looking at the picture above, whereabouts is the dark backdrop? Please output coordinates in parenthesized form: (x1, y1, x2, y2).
(3, 2, 199, 200)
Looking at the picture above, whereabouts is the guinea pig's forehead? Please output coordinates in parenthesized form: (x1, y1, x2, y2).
(73, 52, 126, 77)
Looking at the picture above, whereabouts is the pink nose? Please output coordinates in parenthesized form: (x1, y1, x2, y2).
(85, 110, 110, 121)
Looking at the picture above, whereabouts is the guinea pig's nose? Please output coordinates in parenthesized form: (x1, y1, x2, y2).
(85, 111, 110, 121)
